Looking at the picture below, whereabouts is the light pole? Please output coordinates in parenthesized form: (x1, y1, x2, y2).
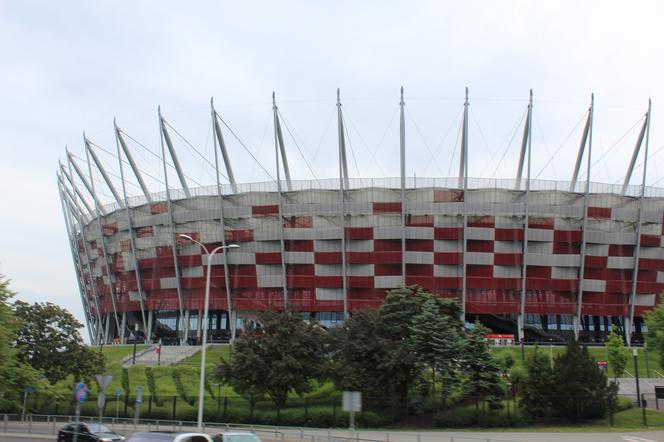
(178, 234, 238, 430)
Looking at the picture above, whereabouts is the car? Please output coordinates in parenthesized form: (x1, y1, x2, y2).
(58, 423, 125, 442)
(126, 432, 214, 442)
(212, 431, 262, 442)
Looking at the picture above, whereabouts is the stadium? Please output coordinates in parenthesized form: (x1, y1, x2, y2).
(57, 90, 661, 346)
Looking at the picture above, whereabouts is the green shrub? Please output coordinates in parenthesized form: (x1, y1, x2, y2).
(434, 406, 528, 428)
(172, 368, 195, 406)
(617, 396, 633, 411)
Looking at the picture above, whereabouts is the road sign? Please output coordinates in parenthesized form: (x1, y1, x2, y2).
(96, 374, 113, 391)
(136, 386, 144, 405)
(342, 391, 362, 412)
(75, 383, 88, 403)
(97, 392, 106, 410)
(116, 387, 122, 398)
(24, 387, 35, 393)
(597, 361, 608, 372)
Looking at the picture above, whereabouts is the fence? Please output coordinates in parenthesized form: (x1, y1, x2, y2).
(3, 393, 409, 428)
(0, 413, 528, 442)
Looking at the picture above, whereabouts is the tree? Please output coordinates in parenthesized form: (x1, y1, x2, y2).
(550, 339, 610, 422)
(328, 310, 417, 408)
(217, 310, 326, 412)
(0, 276, 42, 412)
(462, 322, 503, 414)
(12, 301, 104, 383)
(645, 294, 664, 369)
(518, 346, 554, 419)
(606, 331, 628, 380)
(408, 295, 466, 407)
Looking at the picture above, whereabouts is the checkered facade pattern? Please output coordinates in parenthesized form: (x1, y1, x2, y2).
(74, 185, 664, 326)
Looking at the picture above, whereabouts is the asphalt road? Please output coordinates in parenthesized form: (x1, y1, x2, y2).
(3, 422, 664, 442)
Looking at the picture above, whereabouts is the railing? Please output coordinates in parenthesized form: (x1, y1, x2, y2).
(76, 175, 664, 223)
(0, 414, 524, 442)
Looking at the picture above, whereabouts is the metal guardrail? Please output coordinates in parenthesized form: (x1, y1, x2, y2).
(0, 414, 522, 442)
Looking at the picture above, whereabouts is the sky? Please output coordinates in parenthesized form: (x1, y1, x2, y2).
(2, 0, 664, 340)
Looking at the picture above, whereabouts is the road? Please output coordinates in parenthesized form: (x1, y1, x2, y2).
(2, 421, 664, 442)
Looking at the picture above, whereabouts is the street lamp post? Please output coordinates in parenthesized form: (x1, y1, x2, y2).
(178, 234, 238, 430)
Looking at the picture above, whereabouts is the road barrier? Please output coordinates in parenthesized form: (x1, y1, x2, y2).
(0, 413, 523, 442)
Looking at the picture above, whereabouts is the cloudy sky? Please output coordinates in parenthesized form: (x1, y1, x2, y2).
(1, 0, 664, 339)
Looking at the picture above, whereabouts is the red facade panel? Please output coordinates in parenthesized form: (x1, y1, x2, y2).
(373, 202, 402, 214)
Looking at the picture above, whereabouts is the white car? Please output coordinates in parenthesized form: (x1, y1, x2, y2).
(126, 432, 214, 442)
(212, 431, 262, 442)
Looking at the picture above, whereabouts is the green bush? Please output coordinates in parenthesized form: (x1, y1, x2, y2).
(434, 406, 528, 428)
(617, 396, 633, 412)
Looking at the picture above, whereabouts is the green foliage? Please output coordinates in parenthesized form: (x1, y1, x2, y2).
(121, 367, 130, 397)
(0, 276, 41, 412)
(217, 310, 326, 410)
(461, 322, 504, 411)
(145, 367, 159, 404)
(550, 339, 610, 422)
(327, 309, 416, 408)
(408, 294, 466, 406)
(12, 301, 104, 383)
(518, 346, 554, 419)
(606, 331, 629, 379)
(172, 367, 194, 405)
(434, 405, 527, 428)
(645, 295, 664, 370)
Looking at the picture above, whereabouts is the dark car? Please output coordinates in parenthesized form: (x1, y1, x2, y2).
(58, 423, 125, 442)
(126, 432, 213, 442)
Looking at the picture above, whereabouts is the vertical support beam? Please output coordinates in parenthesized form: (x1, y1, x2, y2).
(84, 137, 124, 207)
(159, 109, 192, 198)
(337, 89, 349, 319)
(273, 92, 289, 308)
(115, 125, 154, 204)
(158, 106, 186, 342)
(518, 90, 533, 343)
(628, 100, 652, 345)
(211, 98, 236, 341)
(120, 312, 127, 344)
(574, 94, 594, 340)
(67, 151, 108, 215)
(114, 119, 149, 336)
(211, 99, 239, 194)
(84, 135, 122, 342)
(58, 178, 95, 344)
(515, 93, 532, 191)
(274, 102, 293, 192)
(147, 310, 153, 343)
(622, 116, 649, 195)
(461, 87, 469, 323)
(60, 163, 95, 219)
(569, 105, 593, 192)
(62, 177, 105, 344)
(399, 87, 407, 284)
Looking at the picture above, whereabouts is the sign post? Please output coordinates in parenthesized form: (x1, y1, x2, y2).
(95, 375, 113, 422)
(342, 391, 361, 431)
(21, 387, 34, 422)
(655, 386, 664, 410)
(115, 388, 122, 420)
(134, 386, 144, 427)
(73, 383, 88, 442)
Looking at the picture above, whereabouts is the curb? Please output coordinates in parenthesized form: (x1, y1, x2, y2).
(0, 434, 56, 440)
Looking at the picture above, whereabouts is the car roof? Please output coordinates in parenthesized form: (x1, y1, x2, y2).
(219, 432, 256, 436)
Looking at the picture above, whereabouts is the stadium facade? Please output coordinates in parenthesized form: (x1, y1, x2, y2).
(57, 90, 661, 346)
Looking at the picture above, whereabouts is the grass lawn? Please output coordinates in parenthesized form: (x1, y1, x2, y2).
(491, 345, 662, 378)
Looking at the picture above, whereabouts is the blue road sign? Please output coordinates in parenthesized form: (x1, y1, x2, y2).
(24, 387, 35, 393)
(116, 387, 122, 398)
(136, 386, 144, 405)
(75, 383, 88, 403)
